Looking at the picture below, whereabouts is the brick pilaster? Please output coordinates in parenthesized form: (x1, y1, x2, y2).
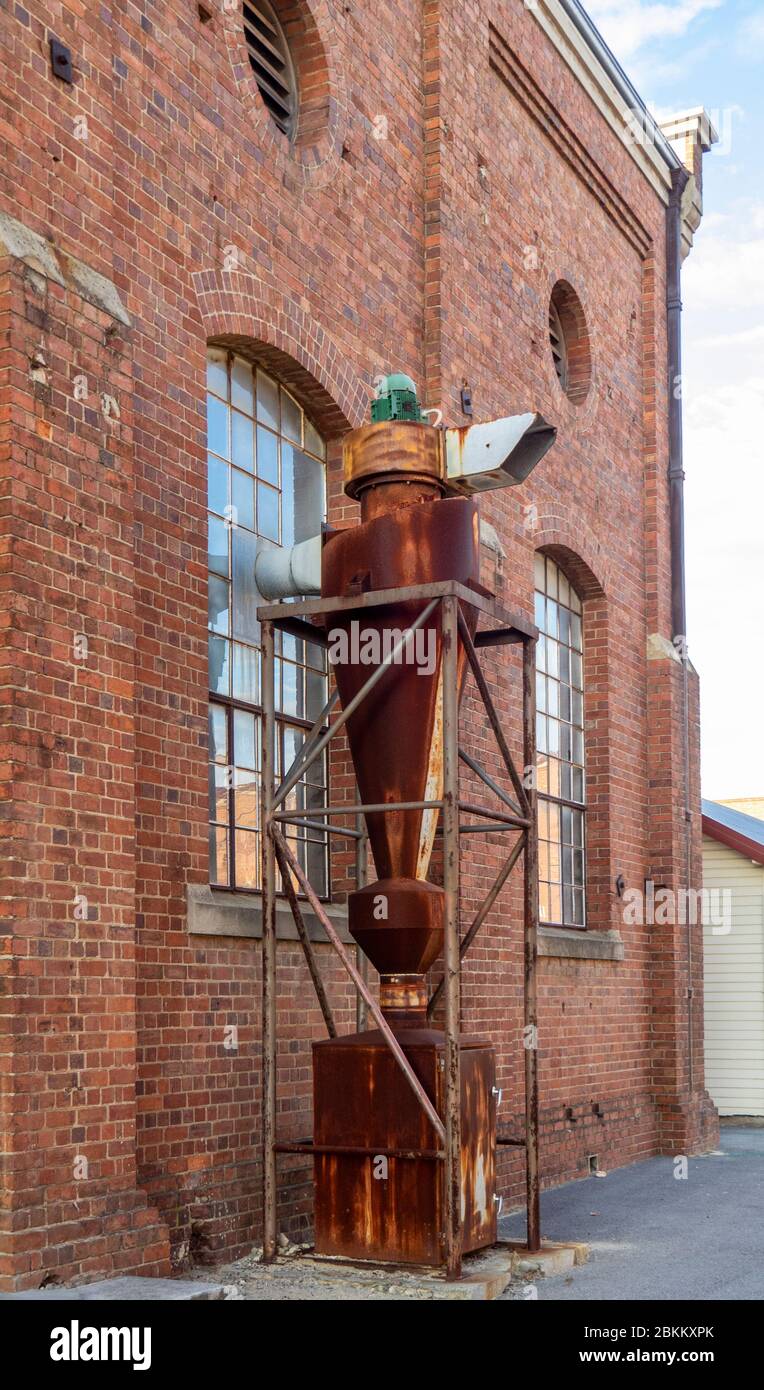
(0, 256, 169, 1290)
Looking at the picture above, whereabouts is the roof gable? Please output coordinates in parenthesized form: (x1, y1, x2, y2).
(702, 799, 764, 865)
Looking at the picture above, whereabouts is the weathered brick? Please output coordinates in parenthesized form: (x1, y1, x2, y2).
(0, 0, 717, 1288)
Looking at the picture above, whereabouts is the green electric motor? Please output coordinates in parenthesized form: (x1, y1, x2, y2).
(370, 372, 427, 424)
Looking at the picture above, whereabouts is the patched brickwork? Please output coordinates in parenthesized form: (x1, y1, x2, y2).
(0, 0, 715, 1289)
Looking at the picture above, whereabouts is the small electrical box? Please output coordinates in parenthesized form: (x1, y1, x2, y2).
(50, 38, 74, 84)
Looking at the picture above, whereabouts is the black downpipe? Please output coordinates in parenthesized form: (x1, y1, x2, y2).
(667, 164, 689, 642)
(667, 163, 695, 1089)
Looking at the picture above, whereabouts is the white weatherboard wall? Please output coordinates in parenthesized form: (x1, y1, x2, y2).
(702, 836, 764, 1116)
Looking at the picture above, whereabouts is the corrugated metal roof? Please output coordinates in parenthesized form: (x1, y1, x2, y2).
(702, 799, 764, 863)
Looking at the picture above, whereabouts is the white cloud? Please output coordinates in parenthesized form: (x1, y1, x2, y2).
(682, 197, 764, 795)
(697, 210, 733, 231)
(584, 0, 723, 62)
(736, 10, 764, 55)
(683, 236, 764, 310)
(579, 4, 760, 795)
(684, 366, 764, 797)
(624, 39, 715, 88)
(695, 324, 764, 349)
(682, 201, 764, 310)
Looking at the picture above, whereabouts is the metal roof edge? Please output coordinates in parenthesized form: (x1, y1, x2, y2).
(556, 0, 683, 174)
(702, 800, 764, 865)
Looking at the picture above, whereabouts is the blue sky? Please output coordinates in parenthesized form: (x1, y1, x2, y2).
(584, 1, 763, 799)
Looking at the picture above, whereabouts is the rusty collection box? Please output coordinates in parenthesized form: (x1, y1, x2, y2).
(313, 1029, 497, 1266)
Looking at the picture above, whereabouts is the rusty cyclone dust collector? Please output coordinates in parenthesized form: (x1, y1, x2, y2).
(257, 376, 555, 1267)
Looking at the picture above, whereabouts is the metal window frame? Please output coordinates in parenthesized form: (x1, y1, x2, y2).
(536, 558, 587, 930)
(208, 694, 331, 897)
(207, 349, 329, 892)
(258, 579, 541, 1280)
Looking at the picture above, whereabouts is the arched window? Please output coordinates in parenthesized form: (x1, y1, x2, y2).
(535, 554, 586, 928)
(207, 347, 327, 893)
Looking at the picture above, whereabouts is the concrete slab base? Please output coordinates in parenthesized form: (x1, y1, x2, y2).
(0, 1243, 588, 1301)
(503, 1238, 590, 1277)
(214, 1246, 518, 1301)
(1, 1276, 240, 1301)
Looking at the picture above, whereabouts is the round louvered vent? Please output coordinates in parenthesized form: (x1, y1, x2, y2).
(242, 0, 298, 139)
(548, 281, 591, 404)
(548, 300, 568, 392)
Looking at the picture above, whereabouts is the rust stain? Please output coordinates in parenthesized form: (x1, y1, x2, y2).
(313, 1032, 496, 1266)
(310, 418, 498, 1267)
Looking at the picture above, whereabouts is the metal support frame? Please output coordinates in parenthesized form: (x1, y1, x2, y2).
(258, 579, 541, 1275)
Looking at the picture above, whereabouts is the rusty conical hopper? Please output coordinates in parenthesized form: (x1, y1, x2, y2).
(320, 422, 480, 1025)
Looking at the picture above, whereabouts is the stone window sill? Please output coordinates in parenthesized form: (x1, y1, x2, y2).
(538, 925, 624, 961)
(188, 889, 622, 960)
(187, 884, 351, 943)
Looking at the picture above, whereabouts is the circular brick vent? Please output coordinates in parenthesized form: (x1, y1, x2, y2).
(240, 1, 332, 153)
(242, 0, 298, 138)
(548, 281, 591, 404)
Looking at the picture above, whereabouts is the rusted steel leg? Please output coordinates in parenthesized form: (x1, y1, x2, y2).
(458, 607, 530, 816)
(355, 813, 369, 1032)
(273, 598, 439, 813)
(427, 833, 524, 1018)
(276, 688, 340, 803)
(459, 800, 528, 828)
(442, 595, 462, 1279)
(522, 637, 541, 1253)
(261, 620, 278, 1262)
(458, 745, 524, 819)
(272, 833, 336, 1039)
(271, 826, 446, 1144)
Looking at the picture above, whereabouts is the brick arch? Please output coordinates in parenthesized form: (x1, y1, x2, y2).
(532, 515, 611, 599)
(192, 272, 368, 436)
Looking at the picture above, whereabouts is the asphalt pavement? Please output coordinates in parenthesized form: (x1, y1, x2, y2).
(499, 1125, 764, 1300)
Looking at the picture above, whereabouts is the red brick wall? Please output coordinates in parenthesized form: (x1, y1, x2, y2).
(0, 256, 171, 1286)
(0, 0, 715, 1288)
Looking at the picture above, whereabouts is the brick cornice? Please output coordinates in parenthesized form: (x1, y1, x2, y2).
(489, 23, 652, 261)
(528, 0, 675, 201)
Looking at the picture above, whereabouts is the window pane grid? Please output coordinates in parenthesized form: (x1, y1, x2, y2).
(535, 554, 586, 928)
(208, 701, 329, 896)
(207, 348, 328, 894)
